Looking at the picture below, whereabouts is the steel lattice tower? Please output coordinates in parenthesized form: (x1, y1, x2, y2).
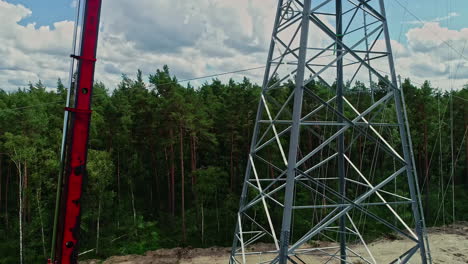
(230, 1, 431, 263)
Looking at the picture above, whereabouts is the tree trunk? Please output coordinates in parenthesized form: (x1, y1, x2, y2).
(164, 147, 171, 212)
(358, 136, 363, 169)
(180, 125, 186, 242)
(235, 153, 239, 192)
(36, 190, 46, 258)
(96, 198, 101, 255)
(424, 116, 429, 219)
(130, 182, 136, 227)
(17, 161, 23, 264)
(465, 105, 468, 186)
(201, 202, 204, 245)
(190, 135, 197, 192)
(151, 143, 161, 212)
(0, 155, 2, 214)
(419, 147, 424, 188)
(169, 129, 176, 216)
(5, 162, 9, 229)
(194, 137, 197, 173)
(24, 161, 29, 223)
(215, 191, 220, 233)
(149, 184, 153, 209)
(230, 131, 235, 191)
(117, 151, 120, 229)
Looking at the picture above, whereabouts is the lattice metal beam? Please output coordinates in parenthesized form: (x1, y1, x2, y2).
(230, 1, 431, 263)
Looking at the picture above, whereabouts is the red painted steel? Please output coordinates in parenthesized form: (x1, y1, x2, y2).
(53, 0, 102, 263)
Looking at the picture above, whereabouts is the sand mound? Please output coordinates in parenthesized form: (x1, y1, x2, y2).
(79, 223, 468, 264)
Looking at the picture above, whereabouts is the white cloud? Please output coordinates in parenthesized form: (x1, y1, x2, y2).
(397, 22, 468, 88)
(95, 0, 277, 87)
(404, 12, 460, 25)
(338, 21, 468, 91)
(0, 1, 73, 90)
(0, 0, 466, 92)
(0, 0, 277, 91)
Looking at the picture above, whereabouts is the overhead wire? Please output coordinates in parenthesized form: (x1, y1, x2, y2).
(0, 100, 64, 113)
(390, 0, 468, 227)
(449, 0, 455, 224)
(172, 66, 266, 84)
(2, 3, 464, 262)
(396, 0, 409, 45)
(0, 69, 462, 114)
(392, 0, 468, 61)
(0, 66, 266, 113)
(433, 126, 468, 225)
(393, 0, 465, 228)
(438, 91, 443, 226)
(4, 2, 466, 113)
(454, 95, 468, 103)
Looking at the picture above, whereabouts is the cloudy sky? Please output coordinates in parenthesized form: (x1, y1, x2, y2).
(0, 0, 467, 91)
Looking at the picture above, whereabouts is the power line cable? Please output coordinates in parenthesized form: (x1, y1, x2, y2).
(178, 66, 266, 83)
(0, 100, 64, 113)
(0, 66, 266, 113)
(154, 66, 266, 87)
(0, 72, 461, 114)
(453, 95, 468, 103)
(392, 0, 468, 61)
(153, 53, 337, 87)
(396, 0, 409, 45)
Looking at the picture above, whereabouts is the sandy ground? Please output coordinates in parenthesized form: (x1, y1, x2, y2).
(80, 223, 468, 264)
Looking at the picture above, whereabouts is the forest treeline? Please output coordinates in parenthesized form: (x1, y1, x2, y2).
(0, 66, 467, 263)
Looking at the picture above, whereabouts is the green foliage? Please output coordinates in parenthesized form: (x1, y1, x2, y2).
(118, 216, 160, 255)
(0, 71, 466, 263)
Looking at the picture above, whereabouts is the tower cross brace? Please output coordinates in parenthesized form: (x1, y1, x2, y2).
(230, 1, 431, 263)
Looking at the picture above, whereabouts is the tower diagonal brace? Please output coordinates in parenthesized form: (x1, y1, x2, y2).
(230, 1, 430, 263)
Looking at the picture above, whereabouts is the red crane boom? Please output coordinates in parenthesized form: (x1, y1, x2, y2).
(49, 0, 103, 263)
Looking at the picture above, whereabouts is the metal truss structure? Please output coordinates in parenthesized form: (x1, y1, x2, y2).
(230, 1, 431, 263)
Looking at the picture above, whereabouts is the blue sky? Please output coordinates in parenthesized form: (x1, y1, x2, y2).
(8, 0, 467, 38)
(7, 0, 76, 27)
(0, 0, 467, 91)
(385, 0, 467, 41)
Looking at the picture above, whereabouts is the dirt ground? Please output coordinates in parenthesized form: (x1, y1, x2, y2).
(79, 223, 468, 264)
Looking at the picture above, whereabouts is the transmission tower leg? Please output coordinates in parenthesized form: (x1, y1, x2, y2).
(229, 1, 285, 263)
(378, 0, 428, 263)
(335, 1, 347, 263)
(278, 1, 312, 263)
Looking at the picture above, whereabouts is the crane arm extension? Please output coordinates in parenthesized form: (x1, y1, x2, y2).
(50, 0, 102, 263)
